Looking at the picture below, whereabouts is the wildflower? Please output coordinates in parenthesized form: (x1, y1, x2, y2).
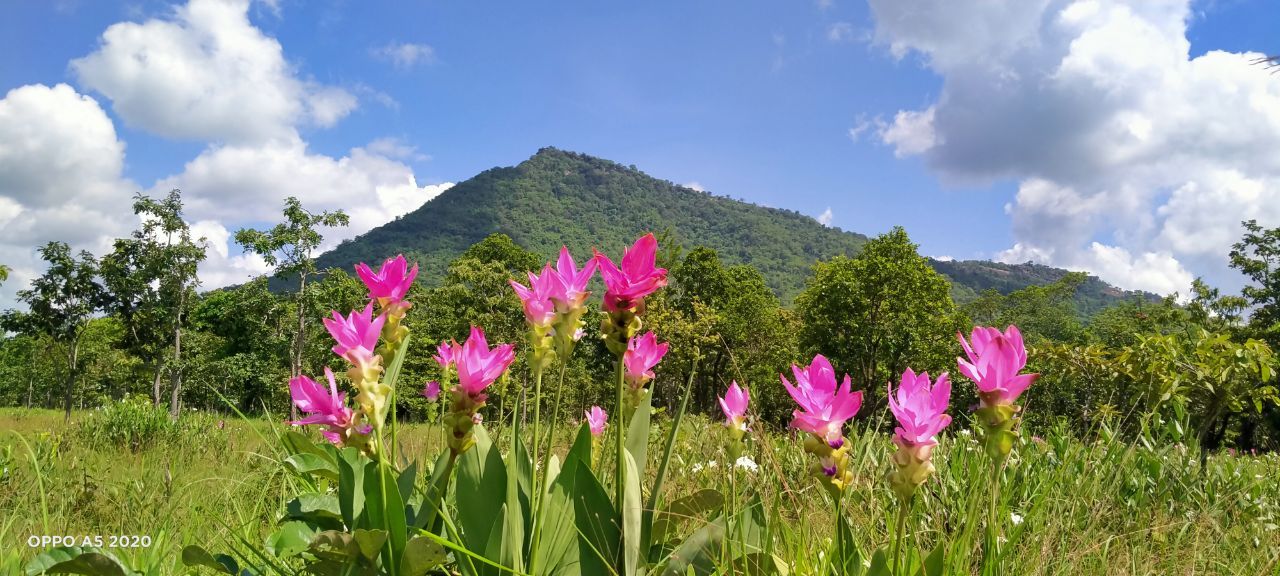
(434, 340, 460, 371)
(957, 325, 1039, 461)
(510, 264, 559, 372)
(719, 381, 750, 435)
(443, 326, 516, 456)
(734, 456, 759, 473)
(586, 406, 608, 437)
(356, 255, 418, 349)
(594, 233, 667, 313)
(422, 381, 442, 402)
(289, 368, 367, 446)
(1010, 512, 1024, 526)
(622, 332, 668, 412)
(323, 303, 385, 373)
(595, 234, 668, 355)
(547, 246, 597, 357)
(691, 463, 704, 473)
(885, 368, 952, 501)
(782, 354, 862, 492)
(355, 254, 418, 308)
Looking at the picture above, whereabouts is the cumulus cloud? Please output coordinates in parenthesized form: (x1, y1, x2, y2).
(0, 83, 137, 308)
(827, 22, 856, 43)
(71, 0, 356, 145)
(869, 0, 1280, 295)
(374, 42, 436, 69)
(817, 207, 834, 226)
(152, 137, 454, 288)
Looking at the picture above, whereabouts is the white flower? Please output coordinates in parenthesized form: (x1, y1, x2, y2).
(691, 463, 704, 473)
(959, 429, 971, 436)
(734, 456, 759, 472)
(707, 460, 718, 468)
(1010, 512, 1024, 526)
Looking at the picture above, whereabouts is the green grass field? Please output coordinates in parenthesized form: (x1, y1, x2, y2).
(2, 407, 1278, 575)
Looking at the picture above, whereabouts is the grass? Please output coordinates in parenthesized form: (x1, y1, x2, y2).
(2, 406, 1278, 575)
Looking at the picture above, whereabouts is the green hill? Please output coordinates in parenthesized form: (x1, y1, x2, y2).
(316, 147, 1150, 307)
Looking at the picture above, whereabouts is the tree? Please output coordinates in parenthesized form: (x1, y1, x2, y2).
(12, 242, 106, 421)
(235, 197, 349, 417)
(964, 272, 1088, 344)
(102, 190, 207, 417)
(192, 278, 290, 413)
(0, 264, 9, 284)
(1229, 219, 1280, 343)
(795, 227, 965, 412)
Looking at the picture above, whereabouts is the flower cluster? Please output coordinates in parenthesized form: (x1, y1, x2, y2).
(288, 368, 370, 447)
(356, 255, 418, 351)
(438, 326, 516, 456)
(719, 381, 750, 460)
(595, 234, 667, 356)
(886, 368, 952, 501)
(781, 354, 862, 493)
(621, 331, 668, 411)
(509, 247, 601, 373)
(958, 325, 1039, 460)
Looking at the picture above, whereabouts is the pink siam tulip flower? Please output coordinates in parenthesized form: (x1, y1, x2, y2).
(454, 326, 516, 401)
(289, 368, 357, 445)
(888, 369, 952, 448)
(623, 332, 668, 388)
(323, 303, 385, 368)
(422, 381, 442, 402)
(594, 233, 668, 312)
(586, 406, 608, 437)
(355, 254, 418, 307)
(549, 246, 597, 309)
(719, 381, 750, 432)
(434, 340, 460, 370)
(957, 325, 1038, 406)
(509, 264, 559, 327)
(781, 354, 863, 448)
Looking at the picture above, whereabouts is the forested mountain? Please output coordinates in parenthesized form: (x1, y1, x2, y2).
(316, 147, 1150, 307)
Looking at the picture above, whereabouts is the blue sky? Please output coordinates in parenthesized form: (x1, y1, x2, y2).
(1, 0, 1279, 307)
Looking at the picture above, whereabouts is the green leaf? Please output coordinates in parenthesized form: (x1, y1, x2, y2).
(266, 521, 319, 558)
(180, 545, 239, 574)
(353, 529, 389, 561)
(455, 425, 509, 571)
(383, 333, 411, 391)
(623, 451, 644, 576)
(400, 536, 447, 576)
(865, 547, 889, 576)
(285, 452, 340, 481)
(659, 517, 724, 576)
(624, 390, 653, 482)
(572, 461, 620, 575)
(917, 540, 945, 576)
(24, 547, 130, 576)
(651, 489, 725, 545)
(338, 447, 369, 528)
(363, 463, 408, 572)
(285, 492, 343, 526)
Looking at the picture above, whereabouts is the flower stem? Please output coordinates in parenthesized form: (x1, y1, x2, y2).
(530, 361, 569, 573)
(892, 498, 910, 576)
(530, 367, 544, 501)
(613, 355, 626, 574)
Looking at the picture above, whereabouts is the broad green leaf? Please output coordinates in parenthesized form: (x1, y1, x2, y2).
(623, 451, 643, 576)
(572, 461, 620, 575)
(179, 545, 238, 574)
(363, 463, 408, 572)
(651, 489, 725, 545)
(917, 540, 944, 576)
(284, 492, 344, 529)
(24, 547, 130, 576)
(456, 425, 508, 568)
(338, 447, 369, 528)
(265, 521, 319, 558)
(353, 529, 389, 561)
(659, 518, 724, 576)
(400, 536, 447, 576)
(285, 452, 340, 481)
(624, 391, 653, 482)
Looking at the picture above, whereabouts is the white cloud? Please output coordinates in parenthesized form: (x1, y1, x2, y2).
(817, 207, 834, 226)
(70, 0, 355, 145)
(827, 22, 856, 43)
(869, 0, 1280, 295)
(0, 83, 137, 308)
(152, 137, 454, 288)
(683, 181, 706, 192)
(374, 42, 436, 69)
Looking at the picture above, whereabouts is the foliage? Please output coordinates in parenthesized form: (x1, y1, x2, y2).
(1230, 219, 1280, 344)
(796, 227, 966, 410)
(74, 395, 224, 453)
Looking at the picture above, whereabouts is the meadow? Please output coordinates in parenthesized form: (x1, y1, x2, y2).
(3, 404, 1277, 575)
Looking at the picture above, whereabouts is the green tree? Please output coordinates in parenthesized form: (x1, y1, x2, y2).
(102, 190, 207, 417)
(795, 227, 965, 411)
(0, 264, 9, 284)
(191, 278, 290, 413)
(235, 197, 349, 414)
(1229, 219, 1280, 342)
(964, 272, 1088, 344)
(10, 242, 106, 421)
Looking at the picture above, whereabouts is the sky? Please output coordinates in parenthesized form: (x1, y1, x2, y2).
(1, 0, 1279, 310)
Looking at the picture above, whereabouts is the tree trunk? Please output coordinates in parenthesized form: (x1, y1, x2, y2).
(169, 290, 186, 420)
(63, 337, 80, 423)
(25, 345, 36, 409)
(292, 273, 307, 421)
(152, 358, 165, 406)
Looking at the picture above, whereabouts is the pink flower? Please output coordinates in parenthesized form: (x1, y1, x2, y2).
(322, 303, 385, 367)
(623, 332, 668, 388)
(549, 246, 597, 309)
(888, 368, 952, 447)
(719, 381, 750, 431)
(289, 368, 355, 444)
(957, 325, 1038, 406)
(434, 340, 460, 370)
(781, 354, 863, 448)
(509, 264, 558, 327)
(585, 406, 608, 437)
(455, 326, 516, 401)
(422, 381, 442, 402)
(594, 233, 668, 312)
(355, 254, 418, 306)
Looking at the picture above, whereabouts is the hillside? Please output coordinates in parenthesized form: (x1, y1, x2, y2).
(317, 147, 1149, 307)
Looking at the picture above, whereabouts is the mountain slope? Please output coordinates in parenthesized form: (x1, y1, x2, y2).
(317, 147, 1151, 307)
(318, 148, 869, 300)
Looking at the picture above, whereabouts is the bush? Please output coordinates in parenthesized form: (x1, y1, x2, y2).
(75, 396, 226, 453)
